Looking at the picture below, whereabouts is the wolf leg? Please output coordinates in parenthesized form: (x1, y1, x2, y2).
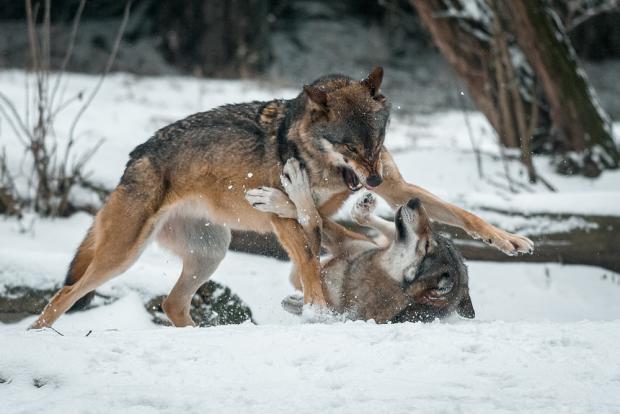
(375, 149, 534, 256)
(63, 224, 96, 311)
(250, 159, 325, 303)
(271, 218, 326, 306)
(30, 186, 162, 329)
(157, 216, 231, 327)
(277, 159, 326, 304)
(246, 187, 306, 291)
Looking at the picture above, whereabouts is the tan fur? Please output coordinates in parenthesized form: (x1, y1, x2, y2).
(373, 150, 533, 253)
(32, 162, 166, 328)
(253, 174, 474, 323)
(32, 68, 528, 329)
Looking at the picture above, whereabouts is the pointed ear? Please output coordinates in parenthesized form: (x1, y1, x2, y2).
(303, 85, 328, 111)
(456, 294, 475, 319)
(361, 66, 384, 97)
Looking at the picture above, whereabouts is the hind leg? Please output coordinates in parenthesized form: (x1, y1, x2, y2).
(31, 187, 161, 329)
(157, 216, 231, 327)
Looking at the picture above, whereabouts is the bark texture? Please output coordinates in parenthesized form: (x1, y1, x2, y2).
(411, 0, 501, 135)
(506, 0, 619, 175)
(410, 0, 619, 177)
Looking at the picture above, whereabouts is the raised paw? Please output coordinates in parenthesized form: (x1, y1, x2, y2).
(471, 225, 534, 256)
(245, 187, 296, 219)
(280, 158, 312, 207)
(351, 192, 377, 225)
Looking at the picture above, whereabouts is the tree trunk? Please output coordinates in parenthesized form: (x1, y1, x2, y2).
(410, 0, 547, 183)
(410, 0, 502, 136)
(410, 0, 619, 177)
(229, 213, 620, 273)
(505, 0, 619, 176)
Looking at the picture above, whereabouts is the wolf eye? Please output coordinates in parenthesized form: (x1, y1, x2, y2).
(345, 144, 356, 153)
(435, 273, 453, 293)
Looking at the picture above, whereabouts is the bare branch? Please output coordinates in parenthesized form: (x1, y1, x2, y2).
(0, 93, 31, 143)
(0, 0, 120, 216)
(49, 0, 86, 111)
(457, 87, 484, 178)
(566, 0, 620, 30)
(66, 0, 132, 165)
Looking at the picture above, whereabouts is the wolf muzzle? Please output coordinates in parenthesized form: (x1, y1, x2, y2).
(365, 174, 383, 188)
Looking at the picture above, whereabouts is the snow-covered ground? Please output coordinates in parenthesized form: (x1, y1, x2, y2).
(1, 71, 620, 413)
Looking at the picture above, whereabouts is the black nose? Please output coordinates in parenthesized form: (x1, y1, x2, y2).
(366, 174, 383, 187)
(407, 198, 421, 210)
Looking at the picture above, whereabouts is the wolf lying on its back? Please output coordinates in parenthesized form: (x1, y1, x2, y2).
(248, 159, 474, 322)
(33, 67, 528, 329)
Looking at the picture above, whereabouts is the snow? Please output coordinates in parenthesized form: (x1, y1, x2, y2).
(1, 71, 620, 412)
(3, 321, 620, 414)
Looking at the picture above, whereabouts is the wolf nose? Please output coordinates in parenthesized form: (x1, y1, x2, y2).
(407, 198, 421, 210)
(366, 174, 383, 188)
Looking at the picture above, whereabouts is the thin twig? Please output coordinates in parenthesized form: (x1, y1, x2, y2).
(566, 0, 620, 30)
(65, 0, 132, 173)
(49, 0, 86, 112)
(0, 103, 28, 145)
(457, 88, 483, 178)
(49, 91, 84, 120)
(0, 92, 32, 140)
(25, 0, 39, 73)
(496, 133, 516, 193)
(48, 326, 64, 336)
(537, 173, 557, 192)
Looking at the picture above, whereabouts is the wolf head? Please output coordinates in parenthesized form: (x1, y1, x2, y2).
(299, 67, 390, 191)
(391, 198, 475, 322)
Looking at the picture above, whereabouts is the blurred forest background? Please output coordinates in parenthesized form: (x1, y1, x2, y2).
(0, 1, 618, 110)
(1, 1, 619, 109)
(2, 0, 620, 176)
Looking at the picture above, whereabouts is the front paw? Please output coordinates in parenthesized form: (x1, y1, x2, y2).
(351, 192, 377, 225)
(281, 158, 311, 204)
(245, 187, 296, 219)
(471, 225, 534, 256)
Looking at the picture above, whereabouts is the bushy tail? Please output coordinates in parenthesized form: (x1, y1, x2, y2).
(65, 225, 96, 312)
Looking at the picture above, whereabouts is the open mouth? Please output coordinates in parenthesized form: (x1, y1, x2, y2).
(341, 167, 363, 191)
(395, 207, 407, 240)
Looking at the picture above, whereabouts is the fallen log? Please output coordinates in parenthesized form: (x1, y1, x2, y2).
(230, 213, 620, 273)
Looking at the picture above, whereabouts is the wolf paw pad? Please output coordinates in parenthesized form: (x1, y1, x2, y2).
(351, 192, 377, 224)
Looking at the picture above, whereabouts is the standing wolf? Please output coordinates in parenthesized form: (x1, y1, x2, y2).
(32, 67, 532, 329)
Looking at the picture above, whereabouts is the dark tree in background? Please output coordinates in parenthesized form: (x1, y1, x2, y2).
(411, 0, 619, 178)
(156, 0, 272, 77)
(507, 0, 619, 176)
(0, 0, 618, 177)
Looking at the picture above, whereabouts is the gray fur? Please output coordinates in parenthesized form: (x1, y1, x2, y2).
(255, 177, 475, 323)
